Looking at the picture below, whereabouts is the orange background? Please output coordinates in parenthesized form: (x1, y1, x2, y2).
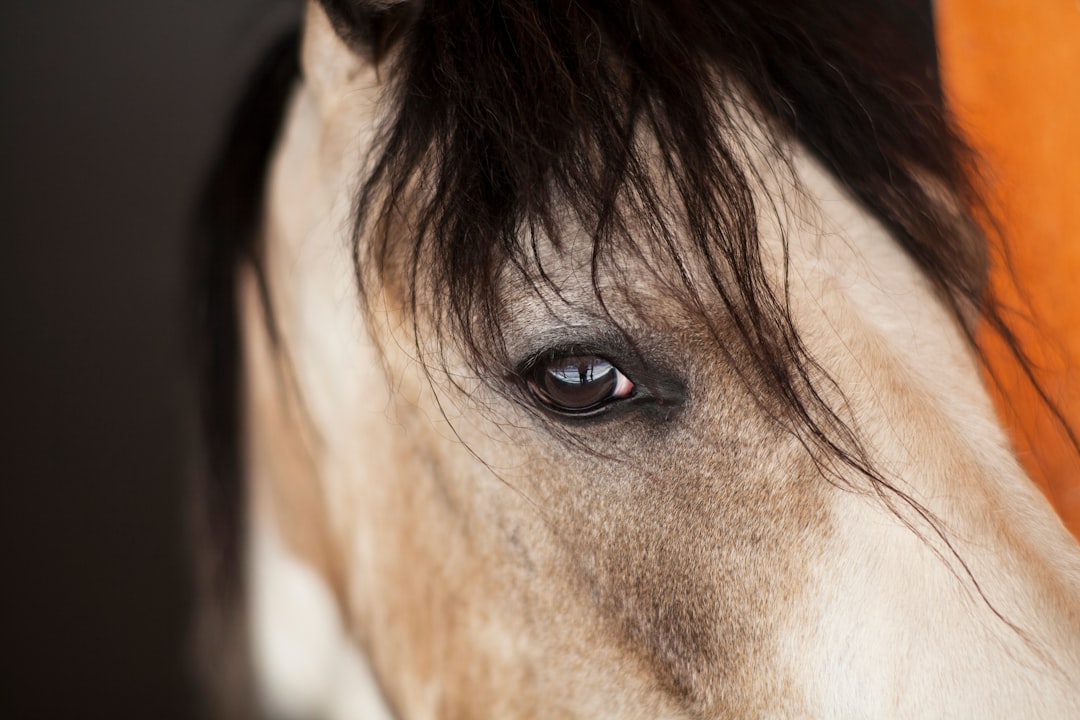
(937, 1, 1080, 537)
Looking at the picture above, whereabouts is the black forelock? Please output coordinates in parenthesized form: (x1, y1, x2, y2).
(339, 0, 984, 424)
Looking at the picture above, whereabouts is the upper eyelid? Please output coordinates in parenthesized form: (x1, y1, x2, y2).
(512, 335, 639, 375)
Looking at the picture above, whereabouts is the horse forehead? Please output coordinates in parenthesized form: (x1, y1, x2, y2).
(493, 146, 828, 353)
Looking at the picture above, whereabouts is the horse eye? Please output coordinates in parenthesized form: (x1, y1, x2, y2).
(527, 355, 635, 415)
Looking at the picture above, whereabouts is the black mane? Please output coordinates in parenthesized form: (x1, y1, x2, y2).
(349, 1, 976, 354)
(192, 27, 300, 712)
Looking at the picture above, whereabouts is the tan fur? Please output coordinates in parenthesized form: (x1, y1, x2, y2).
(242, 3, 1080, 717)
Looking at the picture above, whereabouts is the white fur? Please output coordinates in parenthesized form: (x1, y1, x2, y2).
(250, 516, 395, 720)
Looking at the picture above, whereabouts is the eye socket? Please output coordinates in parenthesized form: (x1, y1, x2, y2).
(527, 354, 635, 415)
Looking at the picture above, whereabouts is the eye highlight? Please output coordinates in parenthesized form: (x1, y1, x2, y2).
(527, 354, 635, 415)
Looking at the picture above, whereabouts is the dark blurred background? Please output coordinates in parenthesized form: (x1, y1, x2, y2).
(1, 1, 300, 716)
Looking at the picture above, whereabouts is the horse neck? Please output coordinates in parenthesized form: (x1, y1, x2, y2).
(803, 449, 1080, 715)
(779, 152, 1080, 714)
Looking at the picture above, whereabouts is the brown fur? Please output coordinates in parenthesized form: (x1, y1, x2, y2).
(226, 3, 1080, 717)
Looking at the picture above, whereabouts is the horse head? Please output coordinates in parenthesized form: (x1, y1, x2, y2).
(201, 2, 1080, 716)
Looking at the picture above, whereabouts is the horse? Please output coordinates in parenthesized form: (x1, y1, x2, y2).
(194, 1, 1080, 717)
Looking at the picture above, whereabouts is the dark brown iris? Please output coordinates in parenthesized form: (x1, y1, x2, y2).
(529, 355, 630, 414)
